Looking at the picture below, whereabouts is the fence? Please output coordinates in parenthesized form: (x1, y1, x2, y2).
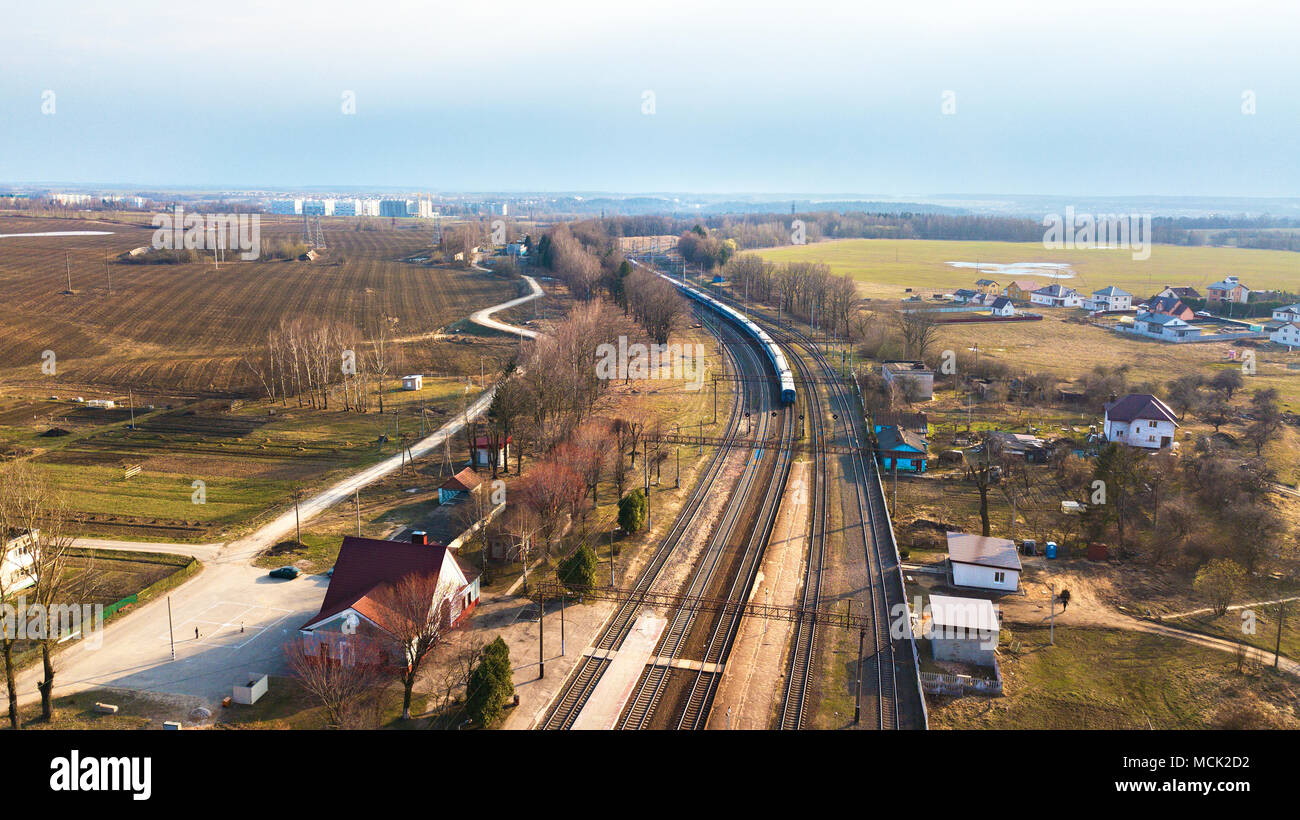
(920, 664, 1004, 696)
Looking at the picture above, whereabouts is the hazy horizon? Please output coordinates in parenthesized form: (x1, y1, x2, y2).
(3, 0, 1298, 196)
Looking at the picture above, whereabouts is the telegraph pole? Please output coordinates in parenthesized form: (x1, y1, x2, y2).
(355, 488, 361, 537)
(1275, 599, 1286, 670)
(167, 597, 175, 660)
(538, 596, 545, 678)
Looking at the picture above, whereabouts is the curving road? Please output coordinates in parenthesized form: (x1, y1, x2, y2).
(10, 274, 544, 713)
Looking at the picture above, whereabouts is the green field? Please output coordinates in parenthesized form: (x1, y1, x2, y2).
(759, 238, 1300, 300)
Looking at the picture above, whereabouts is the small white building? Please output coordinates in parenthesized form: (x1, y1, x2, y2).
(1103, 393, 1178, 449)
(947, 532, 1021, 593)
(988, 297, 1015, 317)
(86, 399, 116, 409)
(400, 374, 423, 391)
(1, 529, 39, 593)
(928, 595, 1000, 667)
(1271, 322, 1300, 349)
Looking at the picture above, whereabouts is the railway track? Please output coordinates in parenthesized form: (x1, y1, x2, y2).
(618, 335, 790, 730)
(537, 313, 753, 730)
(778, 332, 829, 730)
(710, 290, 922, 730)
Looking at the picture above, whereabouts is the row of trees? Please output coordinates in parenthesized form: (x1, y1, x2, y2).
(243, 314, 405, 412)
(723, 253, 861, 339)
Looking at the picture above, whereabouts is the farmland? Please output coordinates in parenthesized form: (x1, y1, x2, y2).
(759, 238, 1300, 300)
(0, 213, 527, 539)
(0, 214, 517, 395)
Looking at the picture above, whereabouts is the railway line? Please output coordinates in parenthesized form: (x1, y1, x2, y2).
(537, 315, 753, 729)
(707, 288, 926, 730)
(618, 335, 793, 729)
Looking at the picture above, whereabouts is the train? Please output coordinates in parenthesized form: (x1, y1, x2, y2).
(641, 263, 796, 405)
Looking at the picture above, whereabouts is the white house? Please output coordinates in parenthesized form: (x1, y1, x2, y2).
(1130, 310, 1198, 340)
(947, 532, 1021, 593)
(400, 374, 423, 391)
(1103, 393, 1178, 449)
(1030, 284, 1084, 308)
(882, 361, 935, 401)
(989, 297, 1015, 317)
(927, 595, 1000, 667)
(1271, 322, 1300, 349)
(1271, 304, 1300, 323)
(1090, 285, 1133, 312)
(1, 529, 39, 593)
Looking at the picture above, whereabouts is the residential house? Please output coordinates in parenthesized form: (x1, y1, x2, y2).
(875, 425, 928, 472)
(1131, 311, 1198, 340)
(1207, 276, 1250, 305)
(951, 288, 978, 304)
(989, 297, 1016, 317)
(1156, 285, 1201, 301)
(1141, 294, 1196, 321)
(946, 532, 1021, 593)
(1, 529, 38, 593)
(1103, 393, 1178, 449)
(1089, 285, 1133, 312)
(1030, 283, 1084, 308)
(1271, 322, 1300, 349)
(872, 410, 928, 434)
(1271, 304, 1300, 324)
(986, 431, 1049, 463)
(1002, 280, 1041, 301)
(927, 595, 1000, 667)
(974, 278, 1000, 294)
(882, 361, 934, 401)
(299, 533, 480, 663)
(438, 467, 482, 504)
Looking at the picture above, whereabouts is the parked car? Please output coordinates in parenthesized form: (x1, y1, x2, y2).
(269, 566, 300, 580)
(1195, 310, 1213, 318)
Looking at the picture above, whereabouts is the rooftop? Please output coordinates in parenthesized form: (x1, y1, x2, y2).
(1104, 393, 1178, 425)
(929, 595, 1000, 633)
(946, 532, 1022, 571)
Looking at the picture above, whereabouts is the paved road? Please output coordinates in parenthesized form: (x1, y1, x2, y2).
(10, 278, 544, 713)
(469, 273, 543, 338)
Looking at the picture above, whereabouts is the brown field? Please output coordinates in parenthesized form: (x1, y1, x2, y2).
(0, 214, 516, 396)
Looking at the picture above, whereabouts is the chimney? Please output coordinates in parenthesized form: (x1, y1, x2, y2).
(411, 530, 427, 546)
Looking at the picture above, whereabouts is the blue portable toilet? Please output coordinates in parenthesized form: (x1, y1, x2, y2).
(1045, 541, 1058, 559)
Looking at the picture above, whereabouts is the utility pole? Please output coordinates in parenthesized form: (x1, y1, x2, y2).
(538, 596, 545, 679)
(1049, 582, 1056, 646)
(854, 628, 864, 725)
(1275, 599, 1286, 670)
(167, 596, 175, 661)
(64, 251, 72, 293)
(560, 594, 566, 656)
(128, 387, 136, 429)
(355, 488, 361, 537)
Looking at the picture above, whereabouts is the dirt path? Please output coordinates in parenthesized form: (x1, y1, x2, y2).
(1005, 564, 1300, 676)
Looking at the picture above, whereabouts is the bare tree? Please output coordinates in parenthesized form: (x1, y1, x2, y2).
(285, 636, 389, 728)
(373, 572, 454, 721)
(895, 309, 941, 361)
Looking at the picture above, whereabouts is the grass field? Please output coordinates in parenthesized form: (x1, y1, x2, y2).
(928, 625, 1300, 729)
(758, 238, 1300, 300)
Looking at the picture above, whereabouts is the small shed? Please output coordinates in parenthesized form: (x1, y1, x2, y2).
(947, 532, 1022, 592)
(439, 467, 483, 504)
(928, 595, 1000, 667)
(401, 374, 423, 391)
(473, 435, 510, 468)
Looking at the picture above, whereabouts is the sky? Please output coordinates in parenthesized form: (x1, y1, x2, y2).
(1, 0, 1297, 196)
